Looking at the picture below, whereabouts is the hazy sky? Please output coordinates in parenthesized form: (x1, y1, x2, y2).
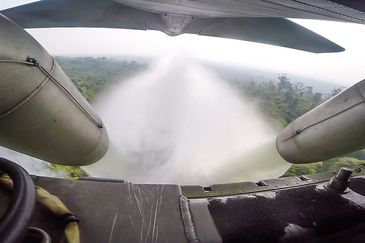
(1, 0, 365, 85)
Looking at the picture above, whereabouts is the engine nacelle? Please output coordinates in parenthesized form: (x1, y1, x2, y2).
(277, 79, 365, 163)
(0, 14, 109, 165)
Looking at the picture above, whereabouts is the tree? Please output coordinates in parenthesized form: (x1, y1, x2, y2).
(312, 93, 322, 105)
(56, 56, 148, 102)
(330, 87, 343, 97)
(277, 74, 292, 93)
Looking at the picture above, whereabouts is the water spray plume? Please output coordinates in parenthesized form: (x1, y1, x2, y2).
(84, 56, 290, 185)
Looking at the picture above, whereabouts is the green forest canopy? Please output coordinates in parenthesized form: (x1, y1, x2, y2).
(55, 56, 148, 101)
(54, 56, 365, 178)
(226, 73, 365, 176)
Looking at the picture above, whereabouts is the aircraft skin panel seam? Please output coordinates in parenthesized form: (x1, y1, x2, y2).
(259, 0, 345, 21)
(115, 1, 224, 17)
(37, 62, 103, 128)
(164, 14, 194, 35)
(178, 15, 193, 33)
(0, 59, 55, 120)
(324, 0, 365, 15)
(283, 94, 365, 142)
(260, 0, 365, 23)
(323, 0, 364, 15)
(291, 0, 365, 22)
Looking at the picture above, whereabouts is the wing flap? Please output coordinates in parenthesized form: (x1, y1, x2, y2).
(184, 17, 344, 53)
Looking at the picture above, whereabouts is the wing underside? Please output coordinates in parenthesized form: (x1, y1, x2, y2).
(2, 0, 365, 53)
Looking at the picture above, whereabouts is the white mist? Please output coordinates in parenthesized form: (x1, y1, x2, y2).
(84, 57, 290, 185)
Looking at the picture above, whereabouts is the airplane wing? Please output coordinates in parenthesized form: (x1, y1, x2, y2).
(1, 0, 166, 31)
(183, 17, 344, 53)
(2, 0, 365, 53)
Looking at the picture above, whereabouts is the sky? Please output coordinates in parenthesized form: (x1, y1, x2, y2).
(1, 0, 365, 85)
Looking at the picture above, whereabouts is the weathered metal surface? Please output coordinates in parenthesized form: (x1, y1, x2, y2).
(190, 177, 365, 242)
(1, 173, 364, 242)
(277, 79, 365, 163)
(22, 176, 187, 243)
(3, 0, 360, 53)
(181, 172, 335, 198)
(0, 14, 109, 165)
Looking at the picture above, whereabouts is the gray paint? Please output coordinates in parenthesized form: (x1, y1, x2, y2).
(277, 79, 365, 163)
(1, 172, 365, 242)
(0, 14, 109, 165)
(3, 0, 363, 53)
(188, 198, 222, 243)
